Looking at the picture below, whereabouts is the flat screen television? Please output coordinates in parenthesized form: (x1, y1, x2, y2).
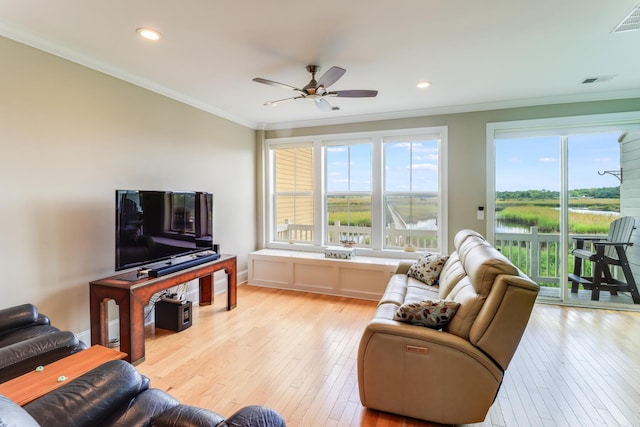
(115, 190, 214, 271)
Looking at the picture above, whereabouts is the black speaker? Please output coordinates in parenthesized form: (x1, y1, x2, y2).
(213, 244, 220, 254)
(155, 300, 192, 332)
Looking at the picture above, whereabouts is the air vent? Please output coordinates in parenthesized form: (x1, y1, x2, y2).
(581, 75, 615, 84)
(613, 3, 640, 33)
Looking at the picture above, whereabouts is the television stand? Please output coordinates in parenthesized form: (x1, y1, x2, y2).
(89, 254, 236, 364)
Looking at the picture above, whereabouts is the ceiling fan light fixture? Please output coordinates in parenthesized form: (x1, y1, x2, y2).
(136, 28, 161, 41)
(417, 81, 432, 89)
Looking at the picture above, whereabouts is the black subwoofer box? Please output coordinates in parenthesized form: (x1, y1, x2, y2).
(155, 300, 192, 332)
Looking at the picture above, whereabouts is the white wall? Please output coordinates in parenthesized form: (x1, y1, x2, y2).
(620, 131, 640, 283)
(0, 36, 256, 335)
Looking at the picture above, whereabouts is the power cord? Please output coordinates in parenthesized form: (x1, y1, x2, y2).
(146, 283, 190, 322)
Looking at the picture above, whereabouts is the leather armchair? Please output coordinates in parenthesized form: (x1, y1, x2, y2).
(0, 359, 286, 427)
(0, 303, 86, 382)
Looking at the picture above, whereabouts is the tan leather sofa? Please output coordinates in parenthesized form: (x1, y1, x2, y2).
(357, 229, 540, 424)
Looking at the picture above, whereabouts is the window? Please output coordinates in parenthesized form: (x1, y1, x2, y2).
(271, 144, 314, 243)
(265, 127, 447, 256)
(171, 192, 195, 233)
(325, 143, 372, 246)
(384, 137, 440, 250)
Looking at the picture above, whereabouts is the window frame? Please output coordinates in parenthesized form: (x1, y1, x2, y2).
(268, 141, 315, 244)
(324, 140, 373, 248)
(264, 126, 448, 258)
(382, 136, 442, 251)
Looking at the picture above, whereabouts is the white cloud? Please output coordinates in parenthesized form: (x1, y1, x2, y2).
(409, 163, 438, 170)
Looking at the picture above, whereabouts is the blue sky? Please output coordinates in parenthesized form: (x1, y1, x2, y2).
(324, 132, 621, 194)
(496, 132, 622, 191)
(326, 140, 439, 193)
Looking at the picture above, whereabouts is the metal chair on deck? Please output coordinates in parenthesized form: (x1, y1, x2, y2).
(568, 216, 639, 303)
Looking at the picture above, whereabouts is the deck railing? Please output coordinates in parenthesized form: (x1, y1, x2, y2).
(495, 226, 606, 287)
(275, 221, 438, 249)
(275, 223, 605, 288)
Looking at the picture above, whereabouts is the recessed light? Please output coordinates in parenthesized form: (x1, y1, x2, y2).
(417, 81, 432, 89)
(136, 28, 161, 41)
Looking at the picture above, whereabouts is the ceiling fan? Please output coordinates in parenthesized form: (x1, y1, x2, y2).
(252, 65, 378, 111)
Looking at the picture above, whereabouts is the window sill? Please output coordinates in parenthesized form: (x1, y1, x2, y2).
(264, 242, 430, 260)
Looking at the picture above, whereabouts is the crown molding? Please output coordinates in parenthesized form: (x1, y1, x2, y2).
(258, 89, 640, 131)
(3, 20, 639, 133)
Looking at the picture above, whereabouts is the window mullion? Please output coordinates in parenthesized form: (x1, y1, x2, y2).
(371, 136, 383, 250)
(313, 139, 323, 246)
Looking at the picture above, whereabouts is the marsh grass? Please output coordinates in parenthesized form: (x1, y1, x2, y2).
(497, 198, 619, 234)
(327, 196, 437, 227)
(326, 196, 619, 235)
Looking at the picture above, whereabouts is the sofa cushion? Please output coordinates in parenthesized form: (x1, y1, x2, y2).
(25, 360, 150, 427)
(393, 300, 460, 328)
(373, 302, 403, 320)
(442, 230, 519, 340)
(405, 278, 440, 304)
(378, 274, 410, 306)
(407, 253, 449, 286)
(438, 251, 466, 299)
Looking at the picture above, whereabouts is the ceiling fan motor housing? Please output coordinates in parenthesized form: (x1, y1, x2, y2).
(304, 65, 320, 94)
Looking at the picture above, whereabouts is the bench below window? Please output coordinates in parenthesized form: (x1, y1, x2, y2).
(248, 249, 401, 300)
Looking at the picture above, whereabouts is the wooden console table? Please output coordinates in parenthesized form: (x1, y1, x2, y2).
(90, 254, 237, 364)
(0, 345, 126, 406)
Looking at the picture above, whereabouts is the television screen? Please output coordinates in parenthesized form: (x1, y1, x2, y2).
(115, 190, 213, 271)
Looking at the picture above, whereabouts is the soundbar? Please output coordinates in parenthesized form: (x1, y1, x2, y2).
(148, 253, 221, 278)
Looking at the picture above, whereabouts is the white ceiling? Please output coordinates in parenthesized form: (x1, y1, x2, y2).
(1, 0, 639, 130)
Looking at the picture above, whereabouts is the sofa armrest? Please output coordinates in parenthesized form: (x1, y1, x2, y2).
(153, 403, 227, 426)
(357, 318, 503, 424)
(154, 403, 286, 427)
(469, 273, 539, 370)
(25, 360, 149, 426)
(0, 304, 39, 335)
(395, 261, 414, 275)
(359, 318, 502, 377)
(222, 405, 287, 427)
(0, 331, 84, 382)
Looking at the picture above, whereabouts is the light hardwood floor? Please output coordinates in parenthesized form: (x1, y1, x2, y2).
(136, 285, 640, 427)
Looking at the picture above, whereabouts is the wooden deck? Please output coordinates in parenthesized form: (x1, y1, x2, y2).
(136, 285, 640, 426)
(539, 286, 637, 306)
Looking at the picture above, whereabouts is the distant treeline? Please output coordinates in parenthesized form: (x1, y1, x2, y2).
(496, 187, 619, 200)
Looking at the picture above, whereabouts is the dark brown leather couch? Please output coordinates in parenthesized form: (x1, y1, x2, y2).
(0, 359, 286, 427)
(0, 303, 86, 382)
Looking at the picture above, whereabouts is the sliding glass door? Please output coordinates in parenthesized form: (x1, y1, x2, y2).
(488, 113, 639, 308)
(494, 135, 563, 299)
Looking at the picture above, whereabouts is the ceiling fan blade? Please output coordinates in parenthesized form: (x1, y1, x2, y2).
(314, 97, 334, 112)
(316, 66, 346, 89)
(263, 95, 304, 106)
(332, 90, 378, 98)
(252, 77, 305, 95)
